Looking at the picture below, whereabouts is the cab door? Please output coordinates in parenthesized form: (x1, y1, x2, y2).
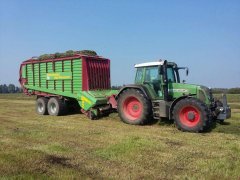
(145, 66, 163, 99)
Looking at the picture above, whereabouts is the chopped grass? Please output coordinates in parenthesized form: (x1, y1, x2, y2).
(95, 136, 154, 160)
(0, 94, 240, 179)
(212, 112, 240, 136)
(229, 103, 240, 109)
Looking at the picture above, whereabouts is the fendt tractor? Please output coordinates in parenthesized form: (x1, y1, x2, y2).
(19, 50, 231, 132)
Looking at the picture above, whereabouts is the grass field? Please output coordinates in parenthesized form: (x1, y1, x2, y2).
(0, 94, 239, 179)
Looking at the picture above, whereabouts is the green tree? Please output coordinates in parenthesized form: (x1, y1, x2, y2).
(212, 88, 228, 94)
(8, 84, 15, 93)
(2, 84, 8, 93)
(15, 86, 22, 93)
(228, 88, 240, 94)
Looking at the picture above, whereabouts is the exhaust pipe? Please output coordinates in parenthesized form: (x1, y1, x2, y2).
(161, 60, 169, 101)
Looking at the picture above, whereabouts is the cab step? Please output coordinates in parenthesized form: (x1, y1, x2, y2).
(152, 100, 160, 119)
(152, 100, 169, 119)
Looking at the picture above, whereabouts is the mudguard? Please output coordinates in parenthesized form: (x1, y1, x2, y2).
(115, 84, 151, 100)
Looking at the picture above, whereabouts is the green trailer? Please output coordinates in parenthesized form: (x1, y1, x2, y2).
(19, 53, 118, 118)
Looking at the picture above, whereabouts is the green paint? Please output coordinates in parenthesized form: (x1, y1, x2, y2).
(77, 89, 118, 110)
(23, 59, 83, 94)
(22, 65, 26, 78)
(169, 83, 197, 98)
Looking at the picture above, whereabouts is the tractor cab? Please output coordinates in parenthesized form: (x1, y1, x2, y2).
(134, 60, 188, 100)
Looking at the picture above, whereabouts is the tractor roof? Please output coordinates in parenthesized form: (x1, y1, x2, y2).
(134, 60, 165, 68)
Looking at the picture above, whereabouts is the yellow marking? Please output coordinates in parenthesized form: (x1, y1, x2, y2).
(81, 101, 85, 108)
(47, 73, 60, 76)
(46, 73, 72, 80)
(81, 96, 91, 104)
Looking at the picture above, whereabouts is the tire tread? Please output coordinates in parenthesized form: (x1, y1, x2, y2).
(118, 88, 152, 125)
(172, 98, 211, 132)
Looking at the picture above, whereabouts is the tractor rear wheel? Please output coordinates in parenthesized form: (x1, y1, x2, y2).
(47, 97, 66, 116)
(173, 98, 211, 132)
(118, 89, 152, 125)
(36, 97, 49, 115)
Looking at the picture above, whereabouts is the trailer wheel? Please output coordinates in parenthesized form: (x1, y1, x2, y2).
(173, 98, 211, 132)
(47, 97, 65, 116)
(36, 97, 49, 115)
(118, 89, 152, 125)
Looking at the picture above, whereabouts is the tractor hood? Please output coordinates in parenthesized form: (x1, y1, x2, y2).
(169, 83, 211, 104)
(169, 83, 198, 97)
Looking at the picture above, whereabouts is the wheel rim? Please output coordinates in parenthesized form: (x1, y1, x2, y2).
(50, 103, 57, 114)
(123, 96, 142, 121)
(38, 102, 44, 113)
(179, 106, 200, 127)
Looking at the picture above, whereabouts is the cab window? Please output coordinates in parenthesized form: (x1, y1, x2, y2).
(145, 66, 160, 83)
(135, 67, 144, 84)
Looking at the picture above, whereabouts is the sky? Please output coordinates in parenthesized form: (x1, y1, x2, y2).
(0, 0, 239, 88)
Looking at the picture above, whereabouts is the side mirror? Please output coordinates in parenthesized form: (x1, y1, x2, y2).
(178, 67, 189, 76)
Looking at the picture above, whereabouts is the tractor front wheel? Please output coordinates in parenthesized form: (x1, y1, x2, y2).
(173, 98, 211, 132)
(118, 89, 152, 125)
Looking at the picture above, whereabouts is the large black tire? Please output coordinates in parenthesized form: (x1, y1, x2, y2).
(47, 97, 66, 116)
(36, 97, 49, 115)
(172, 98, 212, 132)
(118, 89, 152, 125)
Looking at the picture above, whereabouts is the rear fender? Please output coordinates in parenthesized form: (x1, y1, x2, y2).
(115, 85, 151, 100)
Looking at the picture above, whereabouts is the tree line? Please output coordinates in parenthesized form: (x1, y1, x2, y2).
(0, 84, 22, 93)
(212, 88, 240, 94)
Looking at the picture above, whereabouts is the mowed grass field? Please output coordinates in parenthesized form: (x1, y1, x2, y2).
(0, 94, 239, 179)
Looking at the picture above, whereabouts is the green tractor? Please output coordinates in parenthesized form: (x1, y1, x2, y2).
(116, 60, 231, 132)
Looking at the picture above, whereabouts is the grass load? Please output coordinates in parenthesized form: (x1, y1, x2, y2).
(37, 50, 97, 60)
